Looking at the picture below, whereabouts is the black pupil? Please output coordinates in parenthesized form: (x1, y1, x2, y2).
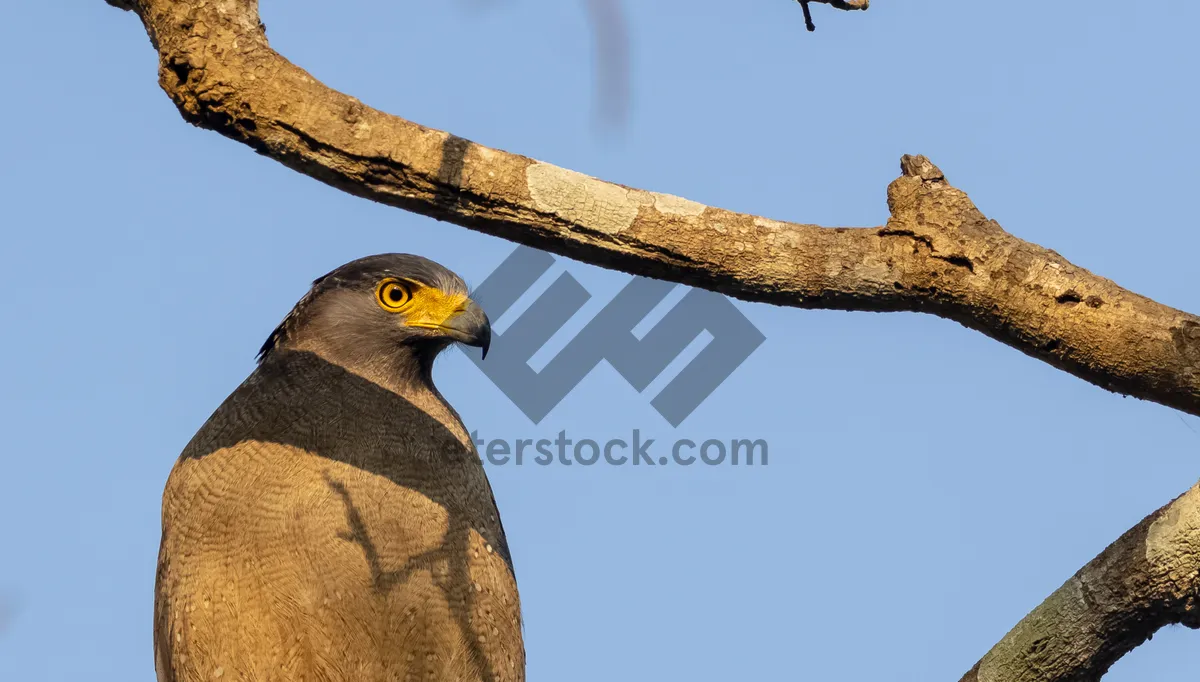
(388, 286, 406, 303)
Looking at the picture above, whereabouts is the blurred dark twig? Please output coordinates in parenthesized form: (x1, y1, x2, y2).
(583, 0, 630, 129)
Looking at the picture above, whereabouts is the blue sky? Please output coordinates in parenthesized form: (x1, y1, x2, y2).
(3, 1, 1199, 679)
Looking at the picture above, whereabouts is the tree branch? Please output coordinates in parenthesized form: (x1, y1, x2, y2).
(961, 481, 1200, 681)
(105, 0, 1200, 420)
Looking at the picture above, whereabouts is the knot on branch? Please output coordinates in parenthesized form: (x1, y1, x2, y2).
(887, 154, 961, 218)
(900, 154, 945, 183)
(884, 156, 995, 275)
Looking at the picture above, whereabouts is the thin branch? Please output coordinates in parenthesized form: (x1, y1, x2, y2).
(801, 0, 868, 30)
(799, 2, 816, 31)
(961, 481, 1200, 681)
(104, 0, 1200, 422)
(817, 0, 870, 8)
(798, 0, 868, 31)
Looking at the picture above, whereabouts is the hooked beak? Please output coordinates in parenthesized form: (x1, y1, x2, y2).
(438, 299, 492, 359)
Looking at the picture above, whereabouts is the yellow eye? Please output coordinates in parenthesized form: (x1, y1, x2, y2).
(375, 278, 414, 312)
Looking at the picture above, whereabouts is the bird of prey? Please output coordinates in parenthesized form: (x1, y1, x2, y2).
(154, 254, 523, 682)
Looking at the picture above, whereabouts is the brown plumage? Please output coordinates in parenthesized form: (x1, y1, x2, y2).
(154, 254, 523, 682)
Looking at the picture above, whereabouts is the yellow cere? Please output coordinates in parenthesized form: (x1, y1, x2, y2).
(375, 278, 468, 329)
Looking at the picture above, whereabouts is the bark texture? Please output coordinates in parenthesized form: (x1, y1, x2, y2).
(962, 482, 1200, 681)
(105, 1, 1200, 679)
